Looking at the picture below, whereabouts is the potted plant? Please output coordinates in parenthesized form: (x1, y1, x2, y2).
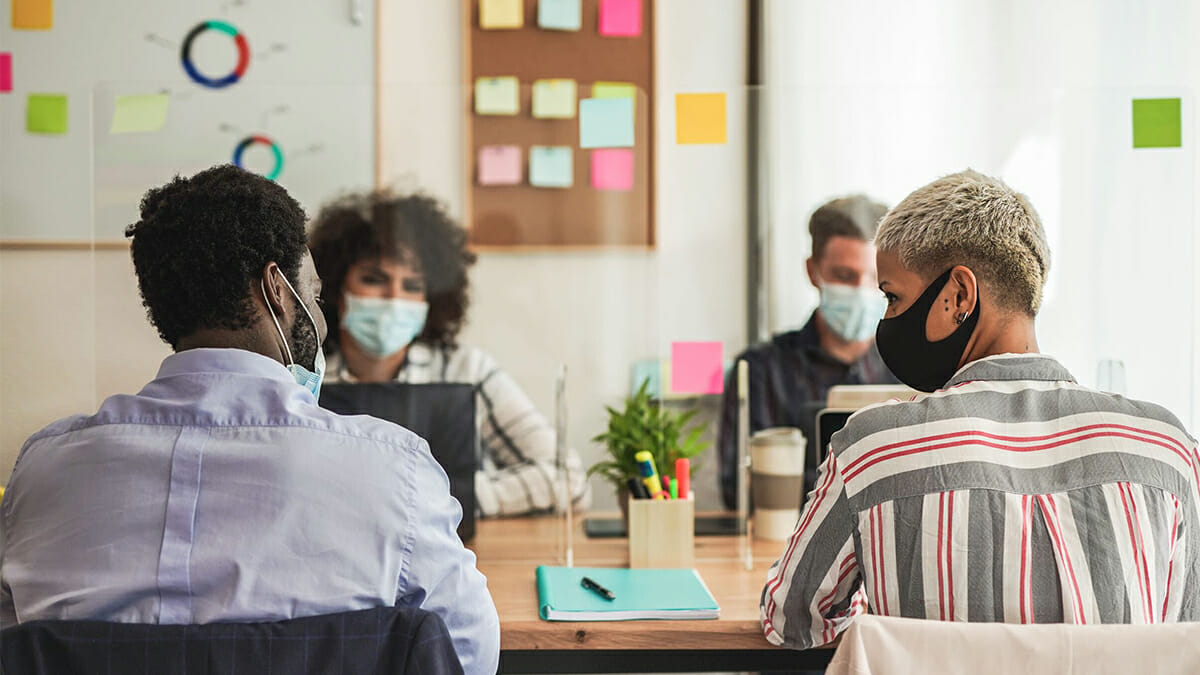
(588, 381, 710, 518)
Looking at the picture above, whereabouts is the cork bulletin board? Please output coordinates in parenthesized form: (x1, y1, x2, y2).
(465, 0, 655, 249)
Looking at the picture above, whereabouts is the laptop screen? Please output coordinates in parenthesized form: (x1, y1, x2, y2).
(319, 382, 478, 542)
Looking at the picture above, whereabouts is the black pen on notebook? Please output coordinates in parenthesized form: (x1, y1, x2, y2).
(581, 576, 615, 601)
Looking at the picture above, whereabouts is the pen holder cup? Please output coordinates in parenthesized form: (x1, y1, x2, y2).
(627, 496, 695, 568)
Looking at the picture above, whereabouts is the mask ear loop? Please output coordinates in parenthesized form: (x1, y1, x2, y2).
(261, 278, 294, 366)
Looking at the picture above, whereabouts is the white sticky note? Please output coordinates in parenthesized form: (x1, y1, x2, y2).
(532, 79, 576, 119)
(475, 77, 520, 116)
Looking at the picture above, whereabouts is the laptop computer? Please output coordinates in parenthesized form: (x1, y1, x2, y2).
(318, 382, 479, 542)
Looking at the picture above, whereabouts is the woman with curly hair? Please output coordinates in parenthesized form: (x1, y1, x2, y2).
(309, 191, 590, 517)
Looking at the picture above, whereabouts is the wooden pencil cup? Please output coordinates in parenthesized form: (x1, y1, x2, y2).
(627, 496, 695, 568)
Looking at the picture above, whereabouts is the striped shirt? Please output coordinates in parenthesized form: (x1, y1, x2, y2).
(329, 342, 591, 518)
(761, 354, 1200, 649)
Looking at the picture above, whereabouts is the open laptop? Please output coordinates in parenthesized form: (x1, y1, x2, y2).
(318, 382, 479, 542)
(815, 384, 916, 464)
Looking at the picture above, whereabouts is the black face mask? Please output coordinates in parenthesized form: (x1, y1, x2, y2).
(875, 268, 980, 393)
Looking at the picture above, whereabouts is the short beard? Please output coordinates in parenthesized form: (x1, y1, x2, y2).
(289, 298, 319, 371)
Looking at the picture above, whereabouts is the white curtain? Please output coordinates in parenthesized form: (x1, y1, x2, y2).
(764, 0, 1200, 426)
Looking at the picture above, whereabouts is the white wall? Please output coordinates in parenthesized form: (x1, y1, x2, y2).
(379, 1, 748, 510)
(765, 0, 1200, 428)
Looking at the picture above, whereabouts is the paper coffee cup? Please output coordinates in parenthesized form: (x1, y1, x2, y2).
(750, 427, 805, 540)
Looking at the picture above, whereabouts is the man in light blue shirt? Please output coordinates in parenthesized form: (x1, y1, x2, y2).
(0, 165, 499, 675)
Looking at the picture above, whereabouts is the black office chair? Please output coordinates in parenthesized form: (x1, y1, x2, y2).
(0, 606, 463, 675)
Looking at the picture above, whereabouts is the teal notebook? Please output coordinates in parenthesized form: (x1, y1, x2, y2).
(536, 566, 720, 621)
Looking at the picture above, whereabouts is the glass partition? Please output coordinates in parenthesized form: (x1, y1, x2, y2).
(2, 81, 1194, 537)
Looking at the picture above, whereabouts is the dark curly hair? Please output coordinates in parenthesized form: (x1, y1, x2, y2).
(309, 191, 477, 353)
(125, 164, 308, 349)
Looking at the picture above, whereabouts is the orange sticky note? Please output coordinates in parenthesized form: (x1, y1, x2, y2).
(12, 0, 53, 30)
(675, 93, 727, 145)
(671, 342, 723, 395)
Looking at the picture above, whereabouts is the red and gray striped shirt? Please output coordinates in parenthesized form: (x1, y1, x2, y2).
(761, 354, 1200, 649)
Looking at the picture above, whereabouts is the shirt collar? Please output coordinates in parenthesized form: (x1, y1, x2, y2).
(945, 353, 1076, 388)
(156, 348, 294, 384)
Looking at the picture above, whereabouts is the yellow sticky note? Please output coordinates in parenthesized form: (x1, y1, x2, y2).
(12, 0, 52, 29)
(675, 92, 726, 145)
(532, 79, 576, 119)
(480, 0, 523, 29)
(475, 77, 520, 116)
(110, 94, 170, 134)
(26, 93, 67, 134)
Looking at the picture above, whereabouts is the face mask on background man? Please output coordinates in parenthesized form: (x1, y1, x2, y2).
(818, 281, 887, 343)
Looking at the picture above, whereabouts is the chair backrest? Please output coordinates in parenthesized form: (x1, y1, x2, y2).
(320, 382, 478, 542)
(0, 606, 463, 675)
(826, 614, 1200, 675)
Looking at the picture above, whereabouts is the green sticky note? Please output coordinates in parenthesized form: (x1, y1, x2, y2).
(110, 94, 170, 134)
(1132, 98, 1182, 148)
(26, 93, 67, 134)
(530, 146, 573, 188)
(475, 77, 520, 116)
(593, 81, 637, 114)
(532, 79, 576, 119)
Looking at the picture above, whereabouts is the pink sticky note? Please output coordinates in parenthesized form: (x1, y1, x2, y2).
(671, 342, 723, 395)
(0, 54, 11, 93)
(590, 149, 634, 191)
(599, 0, 641, 37)
(478, 145, 522, 185)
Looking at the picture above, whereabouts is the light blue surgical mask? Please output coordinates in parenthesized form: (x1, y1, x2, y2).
(818, 282, 887, 343)
(262, 274, 326, 399)
(341, 293, 429, 358)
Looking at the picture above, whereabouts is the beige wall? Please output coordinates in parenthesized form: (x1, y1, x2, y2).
(0, 248, 170, 478)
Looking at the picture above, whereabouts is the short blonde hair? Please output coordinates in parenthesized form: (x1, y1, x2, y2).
(875, 170, 1051, 316)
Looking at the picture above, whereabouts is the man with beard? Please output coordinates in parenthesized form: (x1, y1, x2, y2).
(0, 166, 499, 675)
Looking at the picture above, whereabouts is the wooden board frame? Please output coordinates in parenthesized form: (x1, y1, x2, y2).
(464, 0, 656, 251)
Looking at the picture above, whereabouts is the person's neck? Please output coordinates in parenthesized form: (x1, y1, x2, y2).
(814, 311, 872, 365)
(339, 330, 409, 383)
(964, 313, 1039, 364)
(176, 327, 286, 366)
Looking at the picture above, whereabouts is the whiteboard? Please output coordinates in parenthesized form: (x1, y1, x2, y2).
(0, 0, 376, 242)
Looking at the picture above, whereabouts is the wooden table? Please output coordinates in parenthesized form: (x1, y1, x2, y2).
(470, 516, 834, 673)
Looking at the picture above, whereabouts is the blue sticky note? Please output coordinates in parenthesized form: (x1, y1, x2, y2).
(530, 146, 573, 188)
(631, 358, 661, 398)
(538, 0, 581, 31)
(579, 98, 634, 149)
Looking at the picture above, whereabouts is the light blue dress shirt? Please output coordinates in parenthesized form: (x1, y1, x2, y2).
(0, 348, 499, 675)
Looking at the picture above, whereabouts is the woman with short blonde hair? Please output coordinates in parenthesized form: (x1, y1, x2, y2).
(762, 170, 1200, 650)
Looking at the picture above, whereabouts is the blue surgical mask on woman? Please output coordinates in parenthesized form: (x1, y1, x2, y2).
(341, 292, 429, 358)
(818, 282, 887, 342)
(262, 274, 326, 399)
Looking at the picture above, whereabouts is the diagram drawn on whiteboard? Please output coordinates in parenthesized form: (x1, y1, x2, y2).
(181, 20, 251, 88)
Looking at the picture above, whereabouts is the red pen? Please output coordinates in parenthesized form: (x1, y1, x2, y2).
(675, 458, 690, 499)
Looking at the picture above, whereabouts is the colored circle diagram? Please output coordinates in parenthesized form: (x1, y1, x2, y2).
(233, 135, 284, 180)
(181, 20, 250, 88)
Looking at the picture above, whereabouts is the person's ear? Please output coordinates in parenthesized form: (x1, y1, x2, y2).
(805, 257, 820, 288)
(949, 265, 978, 325)
(260, 262, 290, 318)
